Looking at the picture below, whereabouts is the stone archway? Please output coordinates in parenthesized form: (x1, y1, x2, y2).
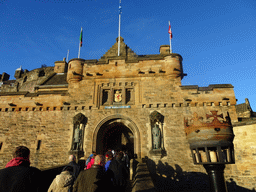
(92, 115, 141, 158)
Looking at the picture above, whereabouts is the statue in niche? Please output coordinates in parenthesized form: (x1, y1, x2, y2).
(73, 124, 83, 150)
(152, 122, 161, 149)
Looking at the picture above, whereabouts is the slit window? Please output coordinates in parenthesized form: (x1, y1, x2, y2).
(36, 140, 41, 150)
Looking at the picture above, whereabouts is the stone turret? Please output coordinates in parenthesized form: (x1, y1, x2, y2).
(159, 45, 170, 55)
(164, 52, 185, 80)
(0, 72, 10, 82)
(14, 66, 24, 79)
(54, 57, 68, 73)
(67, 58, 84, 83)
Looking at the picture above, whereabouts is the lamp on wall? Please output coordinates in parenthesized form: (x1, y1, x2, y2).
(184, 111, 235, 192)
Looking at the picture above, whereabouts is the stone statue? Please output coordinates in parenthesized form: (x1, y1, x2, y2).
(73, 124, 83, 150)
(152, 122, 161, 149)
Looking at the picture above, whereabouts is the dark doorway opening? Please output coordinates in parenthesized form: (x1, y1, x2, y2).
(96, 121, 134, 158)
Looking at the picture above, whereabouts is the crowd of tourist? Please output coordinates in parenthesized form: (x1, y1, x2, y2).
(0, 146, 130, 192)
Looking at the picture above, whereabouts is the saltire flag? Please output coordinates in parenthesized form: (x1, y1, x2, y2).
(79, 27, 83, 47)
(168, 22, 172, 39)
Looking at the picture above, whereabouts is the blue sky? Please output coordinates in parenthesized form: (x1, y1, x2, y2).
(0, 0, 256, 110)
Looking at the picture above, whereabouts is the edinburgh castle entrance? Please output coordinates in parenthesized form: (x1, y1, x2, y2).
(92, 115, 141, 158)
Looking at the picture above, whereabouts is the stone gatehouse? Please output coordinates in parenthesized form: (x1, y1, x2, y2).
(0, 37, 255, 190)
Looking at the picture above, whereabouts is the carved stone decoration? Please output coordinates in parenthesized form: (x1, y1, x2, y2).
(71, 113, 87, 152)
(149, 111, 166, 156)
(114, 90, 122, 102)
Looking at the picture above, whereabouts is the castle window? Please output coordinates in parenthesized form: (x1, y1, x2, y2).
(219, 102, 222, 106)
(126, 88, 133, 104)
(36, 140, 41, 151)
(19, 108, 22, 111)
(227, 102, 230, 106)
(39, 70, 45, 77)
(0, 108, 2, 112)
(102, 89, 110, 105)
(23, 76, 27, 83)
(53, 107, 56, 110)
(5, 108, 8, 112)
(12, 108, 15, 111)
(0, 142, 3, 151)
(32, 107, 36, 111)
(26, 107, 29, 111)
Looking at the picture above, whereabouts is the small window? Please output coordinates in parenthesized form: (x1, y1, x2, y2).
(0, 142, 3, 151)
(53, 107, 57, 111)
(39, 70, 45, 77)
(5, 108, 8, 112)
(26, 107, 29, 111)
(23, 76, 27, 83)
(36, 140, 41, 150)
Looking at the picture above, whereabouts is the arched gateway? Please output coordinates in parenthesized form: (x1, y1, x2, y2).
(92, 115, 141, 158)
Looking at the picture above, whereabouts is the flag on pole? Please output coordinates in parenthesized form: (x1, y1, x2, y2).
(79, 27, 83, 47)
(168, 21, 172, 39)
(119, 0, 122, 14)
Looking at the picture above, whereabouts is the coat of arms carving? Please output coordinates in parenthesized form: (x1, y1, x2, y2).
(114, 90, 122, 102)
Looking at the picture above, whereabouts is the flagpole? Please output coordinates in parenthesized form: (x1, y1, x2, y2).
(169, 21, 172, 53)
(78, 41, 81, 59)
(78, 27, 82, 58)
(66, 49, 69, 62)
(118, 0, 121, 56)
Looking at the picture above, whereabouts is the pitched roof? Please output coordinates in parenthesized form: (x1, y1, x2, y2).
(42, 73, 67, 85)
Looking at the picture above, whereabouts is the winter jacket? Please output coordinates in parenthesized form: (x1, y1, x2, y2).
(0, 164, 42, 192)
(48, 171, 74, 192)
(73, 164, 112, 192)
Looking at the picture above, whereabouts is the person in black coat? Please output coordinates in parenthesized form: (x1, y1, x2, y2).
(72, 155, 112, 192)
(0, 146, 42, 192)
(107, 151, 129, 192)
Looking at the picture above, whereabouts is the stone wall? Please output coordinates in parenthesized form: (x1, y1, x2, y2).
(224, 121, 256, 190)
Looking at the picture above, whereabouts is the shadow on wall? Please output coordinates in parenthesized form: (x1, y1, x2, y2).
(146, 158, 255, 192)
